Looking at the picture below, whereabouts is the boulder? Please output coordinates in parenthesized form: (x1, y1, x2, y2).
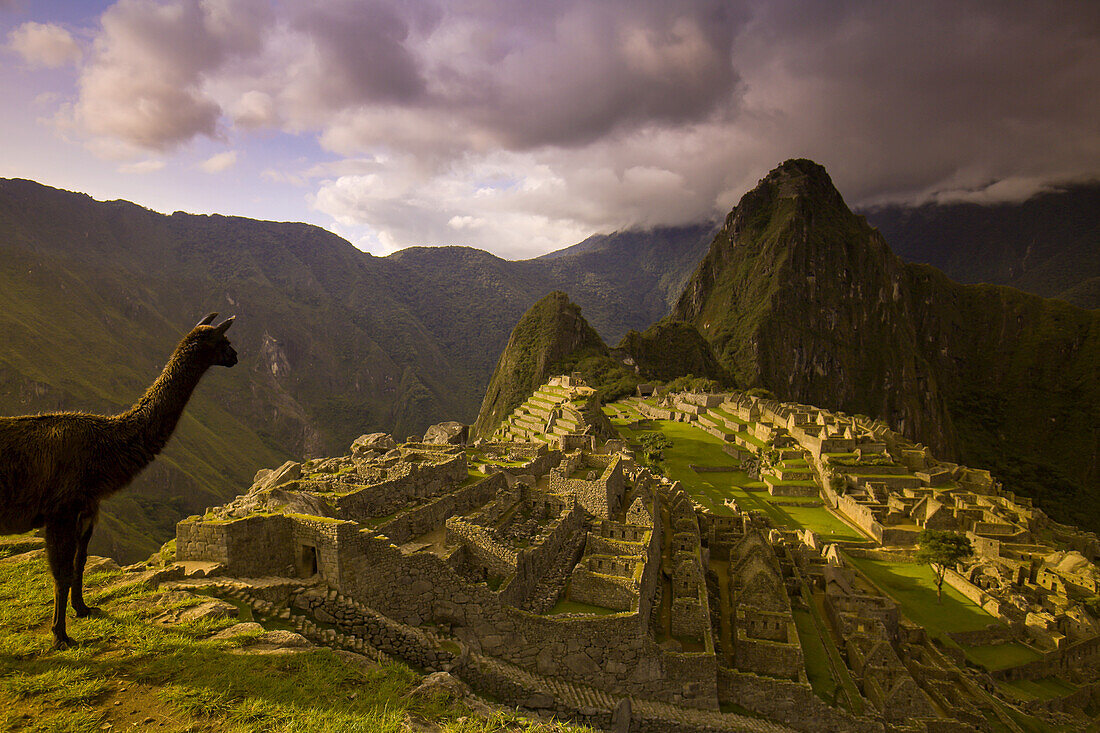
(255, 630, 311, 648)
(84, 555, 121, 575)
(212, 622, 264, 640)
(250, 460, 301, 494)
(351, 433, 396, 456)
(423, 421, 468, 446)
(267, 487, 336, 518)
(404, 671, 469, 702)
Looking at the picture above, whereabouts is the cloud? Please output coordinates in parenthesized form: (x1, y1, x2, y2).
(74, 0, 273, 152)
(200, 149, 238, 172)
(118, 158, 166, 174)
(8, 22, 82, 67)
(55, 0, 1100, 255)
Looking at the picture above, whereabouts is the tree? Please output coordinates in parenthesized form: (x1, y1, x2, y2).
(915, 530, 973, 603)
(638, 432, 672, 467)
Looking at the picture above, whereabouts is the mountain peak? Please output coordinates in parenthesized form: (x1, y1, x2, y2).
(472, 292, 607, 438)
(729, 158, 852, 237)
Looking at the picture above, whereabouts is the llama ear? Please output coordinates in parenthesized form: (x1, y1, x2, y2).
(213, 316, 235, 335)
(195, 312, 219, 328)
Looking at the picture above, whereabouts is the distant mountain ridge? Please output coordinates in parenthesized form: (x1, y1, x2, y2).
(863, 182, 1100, 309)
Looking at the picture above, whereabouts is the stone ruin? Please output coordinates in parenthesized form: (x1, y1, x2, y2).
(163, 378, 1100, 732)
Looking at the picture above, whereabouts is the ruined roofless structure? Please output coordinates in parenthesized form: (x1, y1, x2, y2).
(167, 376, 1100, 732)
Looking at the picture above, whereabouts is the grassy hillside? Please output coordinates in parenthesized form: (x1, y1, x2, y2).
(0, 538, 581, 733)
(675, 160, 1100, 531)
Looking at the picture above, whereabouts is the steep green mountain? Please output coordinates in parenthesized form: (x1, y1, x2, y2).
(472, 292, 607, 438)
(675, 159, 1099, 530)
(616, 320, 730, 384)
(864, 183, 1100, 309)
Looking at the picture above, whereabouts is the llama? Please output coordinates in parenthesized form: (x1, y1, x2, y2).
(0, 313, 237, 648)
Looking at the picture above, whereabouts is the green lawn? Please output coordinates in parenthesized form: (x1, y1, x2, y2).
(841, 556, 1052, 673)
(964, 642, 1044, 671)
(616, 417, 869, 542)
(997, 676, 1077, 702)
(644, 420, 744, 516)
(792, 608, 837, 701)
(844, 556, 998, 636)
(705, 407, 747, 426)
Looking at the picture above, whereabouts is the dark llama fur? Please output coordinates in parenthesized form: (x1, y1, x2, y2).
(0, 313, 237, 648)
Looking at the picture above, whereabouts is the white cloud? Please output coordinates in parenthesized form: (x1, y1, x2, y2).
(200, 149, 238, 172)
(73, 0, 274, 154)
(448, 215, 485, 229)
(8, 22, 82, 68)
(230, 90, 276, 128)
(118, 158, 166, 174)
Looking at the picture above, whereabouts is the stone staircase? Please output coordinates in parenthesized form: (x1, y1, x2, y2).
(471, 653, 796, 733)
(494, 381, 593, 444)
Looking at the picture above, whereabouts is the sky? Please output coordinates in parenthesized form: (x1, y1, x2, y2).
(1, 1, 1098, 258)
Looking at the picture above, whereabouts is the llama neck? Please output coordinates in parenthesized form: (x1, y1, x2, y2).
(122, 346, 209, 457)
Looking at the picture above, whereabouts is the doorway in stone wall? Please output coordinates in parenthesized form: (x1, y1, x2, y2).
(297, 544, 319, 578)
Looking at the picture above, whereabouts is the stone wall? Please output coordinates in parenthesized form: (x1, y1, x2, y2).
(291, 586, 453, 671)
(336, 453, 467, 521)
(177, 514, 296, 577)
(549, 455, 626, 519)
(176, 517, 232, 565)
(499, 496, 586, 607)
(444, 516, 518, 577)
(733, 628, 804, 680)
(943, 568, 1006, 619)
(325, 497, 714, 707)
(716, 668, 882, 733)
(375, 473, 506, 545)
(570, 568, 638, 611)
(945, 626, 1018, 647)
(289, 516, 355, 582)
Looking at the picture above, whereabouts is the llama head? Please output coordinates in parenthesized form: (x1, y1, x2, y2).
(189, 312, 238, 368)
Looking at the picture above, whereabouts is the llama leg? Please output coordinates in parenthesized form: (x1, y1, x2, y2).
(71, 511, 100, 618)
(44, 520, 78, 649)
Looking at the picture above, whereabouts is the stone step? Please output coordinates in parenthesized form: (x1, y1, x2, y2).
(513, 415, 542, 430)
(526, 405, 553, 421)
(470, 652, 793, 733)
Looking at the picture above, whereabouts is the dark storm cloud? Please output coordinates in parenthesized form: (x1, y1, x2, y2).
(730, 0, 1100, 203)
(437, 0, 747, 149)
(59, 0, 1100, 254)
(292, 0, 437, 107)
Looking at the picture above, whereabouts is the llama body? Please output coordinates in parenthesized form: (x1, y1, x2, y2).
(0, 313, 237, 647)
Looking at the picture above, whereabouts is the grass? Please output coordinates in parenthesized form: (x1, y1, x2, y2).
(997, 676, 1077, 702)
(792, 608, 837, 701)
(0, 551, 588, 733)
(604, 412, 870, 543)
(844, 556, 994, 633)
(963, 642, 1044, 671)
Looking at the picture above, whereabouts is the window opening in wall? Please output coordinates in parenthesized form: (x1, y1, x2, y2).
(297, 544, 319, 578)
